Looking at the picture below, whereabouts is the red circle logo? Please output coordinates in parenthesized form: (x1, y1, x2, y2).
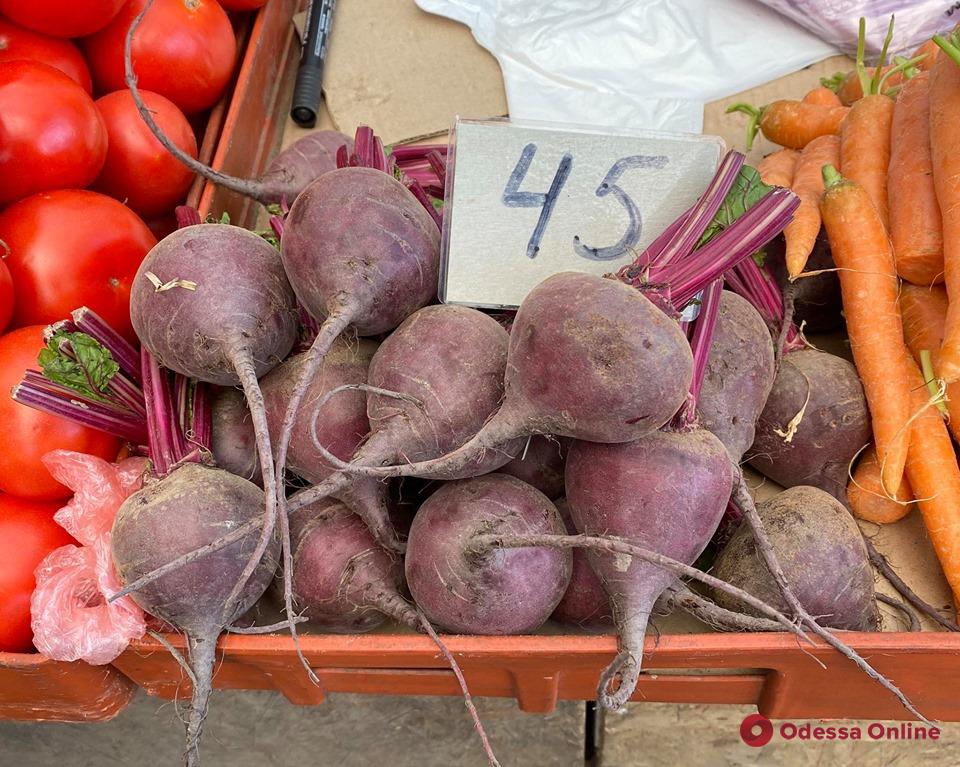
(740, 713, 773, 747)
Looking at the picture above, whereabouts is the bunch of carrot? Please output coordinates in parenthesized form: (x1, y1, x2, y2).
(730, 19, 960, 606)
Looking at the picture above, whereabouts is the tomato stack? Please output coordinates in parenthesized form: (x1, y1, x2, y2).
(0, 0, 261, 654)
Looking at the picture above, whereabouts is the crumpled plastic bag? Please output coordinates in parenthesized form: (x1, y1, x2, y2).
(30, 451, 149, 665)
(756, 1, 952, 57)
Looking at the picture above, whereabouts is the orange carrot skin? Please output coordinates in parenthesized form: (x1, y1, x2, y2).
(914, 38, 940, 71)
(840, 94, 894, 230)
(783, 135, 839, 277)
(898, 283, 960, 441)
(930, 47, 960, 382)
(803, 86, 842, 106)
(760, 101, 849, 150)
(849, 445, 914, 524)
(836, 67, 902, 105)
(904, 362, 960, 605)
(820, 175, 912, 495)
(757, 148, 798, 189)
(889, 71, 944, 286)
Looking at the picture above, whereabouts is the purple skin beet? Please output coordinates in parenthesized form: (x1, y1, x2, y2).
(550, 498, 612, 629)
(747, 348, 871, 504)
(320, 272, 694, 481)
(405, 474, 572, 634)
(499, 436, 570, 500)
(289, 499, 416, 633)
(565, 428, 732, 710)
(112, 463, 279, 764)
(285, 305, 525, 536)
(211, 386, 261, 485)
(696, 291, 776, 463)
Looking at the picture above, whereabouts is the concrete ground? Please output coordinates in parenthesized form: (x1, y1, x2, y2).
(4, 693, 960, 766)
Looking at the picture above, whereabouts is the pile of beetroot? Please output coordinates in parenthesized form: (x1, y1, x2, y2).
(18, 102, 943, 761)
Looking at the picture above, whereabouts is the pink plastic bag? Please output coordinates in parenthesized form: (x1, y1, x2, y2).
(30, 451, 149, 665)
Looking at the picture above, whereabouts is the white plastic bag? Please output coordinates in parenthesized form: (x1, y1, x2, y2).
(757, 1, 952, 57)
(415, 0, 838, 132)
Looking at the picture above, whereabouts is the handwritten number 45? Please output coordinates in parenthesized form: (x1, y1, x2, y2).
(502, 143, 668, 261)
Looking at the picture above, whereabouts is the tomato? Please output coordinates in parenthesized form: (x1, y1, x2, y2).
(95, 90, 198, 218)
(0, 327, 121, 500)
(0, 62, 107, 207)
(0, 16, 92, 92)
(85, 0, 236, 115)
(0, 494, 74, 652)
(0, 0, 124, 38)
(217, 0, 268, 10)
(0, 259, 12, 334)
(0, 191, 156, 343)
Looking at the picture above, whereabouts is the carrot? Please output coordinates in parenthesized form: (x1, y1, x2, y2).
(802, 86, 842, 106)
(914, 39, 940, 71)
(756, 148, 798, 188)
(783, 135, 840, 277)
(726, 100, 848, 150)
(840, 96, 894, 229)
(848, 445, 914, 524)
(903, 360, 960, 606)
(836, 40, 938, 104)
(820, 164, 912, 496)
(889, 71, 944, 285)
(898, 283, 960, 441)
(929, 30, 960, 382)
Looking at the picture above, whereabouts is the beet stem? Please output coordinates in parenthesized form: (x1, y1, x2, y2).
(71, 306, 142, 385)
(863, 535, 960, 632)
(686, 278, 723, 416)
(175, 206, 203, 228)
(185, 632, 218, 767)
(222, 343, 281, 626)
(142, 348, 174, 475)
(416, 610, 501, 767)
(660, 583, 781, 632)
(730, 469, 931, 723)
(123, 0, 267, 204)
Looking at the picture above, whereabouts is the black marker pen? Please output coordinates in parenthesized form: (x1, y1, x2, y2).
(291, 0, 336, 128)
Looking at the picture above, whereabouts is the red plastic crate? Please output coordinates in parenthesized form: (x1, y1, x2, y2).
(110, 0, 960, 723)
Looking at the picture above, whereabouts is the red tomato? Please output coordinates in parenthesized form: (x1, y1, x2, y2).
(95, 90, 198, 218)
(85, 0, 236, 115)
(0, 16, 92, 92)
(0, 494, 74, 652)
(0, 62, 107, 207)
(0, 191, 156, 343)
(0, 259, 12, 333)
(217, 0, 268, 10)
(0, 0, 125, 38)
(0, 327, 121, 500)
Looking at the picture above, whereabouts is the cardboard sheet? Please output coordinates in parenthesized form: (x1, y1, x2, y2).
(280, 5, 954, 632)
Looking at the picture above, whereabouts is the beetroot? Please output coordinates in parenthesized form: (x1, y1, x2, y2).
(285, 305, 522, 541)
(129, 222, 296, 689)
(289, 499, 415, 633)
(765, 228, 844, 333)
(112, 463, 279, 764)
(565, 429, 732, 709)
(499, 436, 569, 500)
(329, 272, 694, 480)
(405, 474, 571, 634)
(710, 485, 878, 630)
(696, 291, 776, 462)
(210, 386, 260, 484)
(550, 498, 611, 628)
(747, 349, 871, 503)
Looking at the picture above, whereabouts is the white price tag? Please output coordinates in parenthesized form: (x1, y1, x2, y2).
(439, 119, 724, 308)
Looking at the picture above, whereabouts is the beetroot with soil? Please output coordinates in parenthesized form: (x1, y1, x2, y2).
(405, 474, 571, 634)
(565, 429, 732, 709)
(550, 498, 612, 628)
(499, 436, 569, 500)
